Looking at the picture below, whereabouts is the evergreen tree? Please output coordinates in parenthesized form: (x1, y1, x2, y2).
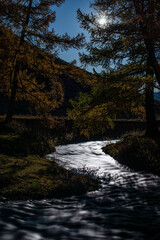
(68, 0, 159, 137)
(0, 0, 85, 122)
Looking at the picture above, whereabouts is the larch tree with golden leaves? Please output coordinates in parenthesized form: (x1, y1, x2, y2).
(0, 0, 85, 122)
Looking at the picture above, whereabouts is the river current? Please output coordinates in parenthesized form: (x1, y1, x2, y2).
(1, 141, 160, 240)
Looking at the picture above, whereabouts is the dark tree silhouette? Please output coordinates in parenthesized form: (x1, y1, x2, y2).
(0, 0, 85, 122)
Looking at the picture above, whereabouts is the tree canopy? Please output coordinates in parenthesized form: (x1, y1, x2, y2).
(68, 0, 160, 137)
(0, 0, 85, 122)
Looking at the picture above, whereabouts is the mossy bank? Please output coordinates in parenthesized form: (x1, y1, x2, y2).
(0, 122, 99, 200)
(103, 134, 160, 176)
(0, 154, 99, 200)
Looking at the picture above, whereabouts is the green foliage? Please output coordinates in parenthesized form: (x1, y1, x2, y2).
(69, 92, 114, 137)
(68, 69, 145, 137)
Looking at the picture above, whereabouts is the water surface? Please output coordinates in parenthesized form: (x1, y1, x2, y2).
(1, 141, 160, 240)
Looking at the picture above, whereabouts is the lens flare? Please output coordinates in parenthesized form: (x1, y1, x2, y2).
(97, 15, 108, 26)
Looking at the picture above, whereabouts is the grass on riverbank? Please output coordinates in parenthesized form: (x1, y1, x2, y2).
(0, 154, 99, 200)
(0, 121, 100, 200)
(103, 132, 160, 176)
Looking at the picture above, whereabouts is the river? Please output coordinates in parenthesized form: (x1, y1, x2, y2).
(0, 140, 160, 240)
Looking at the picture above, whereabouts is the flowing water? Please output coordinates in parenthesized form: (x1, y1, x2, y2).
(1, 141, 160, 240)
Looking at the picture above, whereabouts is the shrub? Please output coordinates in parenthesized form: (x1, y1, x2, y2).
(103, 134, 160, 176)
(0, 120, 55, 156)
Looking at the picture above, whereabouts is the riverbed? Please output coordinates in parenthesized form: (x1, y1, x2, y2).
(0, 141, 160, 239)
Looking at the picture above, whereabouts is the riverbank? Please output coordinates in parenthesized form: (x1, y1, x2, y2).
(0, 154, 99, 200)
(0, 122, 99, 200)
(103, 133, 160, 176)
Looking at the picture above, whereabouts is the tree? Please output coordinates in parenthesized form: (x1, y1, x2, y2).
(68, 0, 159, 137)
(90, 0, 160, 84)
(68, 65, 146, 137)
(132, 0, 160, 86)
(0, 0, 85, 122)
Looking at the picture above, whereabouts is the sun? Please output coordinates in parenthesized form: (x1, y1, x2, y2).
(97, 15, 108, 27)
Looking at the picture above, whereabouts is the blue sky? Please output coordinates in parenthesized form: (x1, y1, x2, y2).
(52, 0, 94, 72)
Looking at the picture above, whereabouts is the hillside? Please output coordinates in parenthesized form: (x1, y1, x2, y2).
(0, 71, 88, 116)
(0, 27, 89, 117)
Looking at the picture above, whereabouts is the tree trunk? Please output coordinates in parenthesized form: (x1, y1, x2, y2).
(143, 39, 160, 88)
(145, 82, 159, 138)
(5, 62, 19, 123)
(132, 0, 160, 88)
(5, 0, 33, 123)
(145, 60, 159, 138)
